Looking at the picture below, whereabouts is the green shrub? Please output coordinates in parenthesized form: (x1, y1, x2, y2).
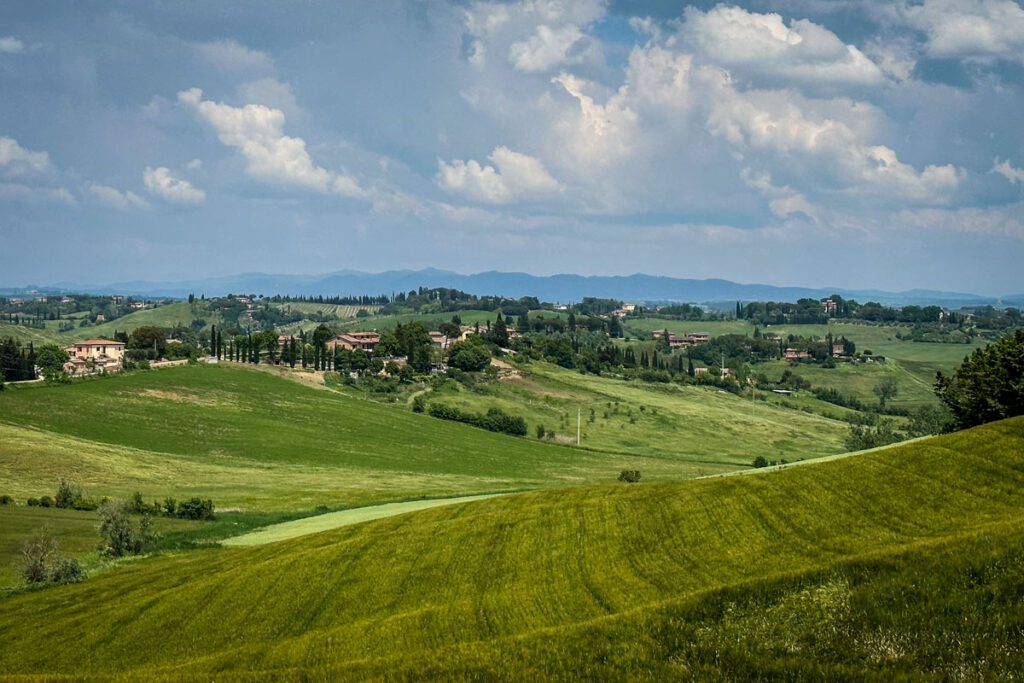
(26, 497, 40, 507)
(176, 497, 215, 520)
(617, 470, 641, 483)
(412, 395, 426, 413)
(99, 500, 158, 557)
(0, 494, 13, 505)
(55, 479, 83, 509)
(752, 456, 769, 468)
(427, 403, 527, 437)
(38, 495, 54, 508)
(49, 557, 85, 585)
(72, 497, 99, 511)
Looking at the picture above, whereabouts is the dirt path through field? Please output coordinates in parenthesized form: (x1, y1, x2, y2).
(221, 493, 509, 546)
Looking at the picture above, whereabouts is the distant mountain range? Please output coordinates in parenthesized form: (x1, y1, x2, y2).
(5, 269, 1021, 308)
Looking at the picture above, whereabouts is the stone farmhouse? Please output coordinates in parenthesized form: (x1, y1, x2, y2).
(328, 331, 380, 352)
(653, 330, 710, 348)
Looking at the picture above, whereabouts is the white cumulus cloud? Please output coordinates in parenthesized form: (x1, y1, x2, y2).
(703, 67, 963, 201)
(178, 87, 364, 198)
(465, 0, 606, 72)
(902, 0, 1024, 63)
(437, 146, 561, 204)
(143, 166, 205, 204)
(679, 6, 886, 88)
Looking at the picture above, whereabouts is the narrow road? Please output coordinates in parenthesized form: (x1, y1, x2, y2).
(222, 493, 507, 547)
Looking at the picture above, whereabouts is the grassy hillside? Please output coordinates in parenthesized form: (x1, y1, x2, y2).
(81, 301, 213, 338)
(624, 317, 985, 409)
(273, 302, 381, 319)
(422, 361, 849, 463)
(0, 322, 68, 346)
(0, 418, 1021, 679)
(339, 308, 500, 331)
(0, 301, 214, 347)
(0, 365, 704, 511)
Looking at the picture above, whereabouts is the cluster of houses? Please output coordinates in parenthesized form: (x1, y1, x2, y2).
(783, 343, 849, 362)
(275, 325, 480, 355)
(653, 331, 710, 349)
(610, 303, 637, 318)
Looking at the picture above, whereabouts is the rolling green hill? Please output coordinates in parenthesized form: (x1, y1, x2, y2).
(0, 301, 215, 348)
(79, 301, 215, 338)
(0, 418, 1021, 679)
(272, 302, 381, 319)
(0, 322, 68, 346)
(0, 365, 706, 511)
(420, 361, 850, 463)
(623, 318, 987, 410)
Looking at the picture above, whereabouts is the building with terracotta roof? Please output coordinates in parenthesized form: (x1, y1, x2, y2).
(328, 331, 380, 352)
(64, 339, 125, 374)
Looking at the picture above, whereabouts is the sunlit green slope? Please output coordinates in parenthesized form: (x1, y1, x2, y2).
(0, 417, 1021, 680)
(0, 365, 701, 510)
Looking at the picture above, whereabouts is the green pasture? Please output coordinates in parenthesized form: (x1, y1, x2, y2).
(0, 322, 68, 346)
(83, 301, 216, 338)
(0, 505, 198, 587)
(425, 361, 848, 464)
(0, 365, 699, 510)
(0, 417, 1020, 679)
(623, 317, 752, 338)
(338, 308, 511, 332)
(0, 301, 217, 347)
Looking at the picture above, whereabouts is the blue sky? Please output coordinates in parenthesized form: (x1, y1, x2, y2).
(1, 0, 1022, 295)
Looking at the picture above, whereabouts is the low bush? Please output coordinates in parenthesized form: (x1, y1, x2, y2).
(26, 497, 40, 507)
(617, 470, 641, 483)
(428, 403, 528, 437)
(38, 495, 54, 508)
(176, 497, 215, 520)
(55, 479, 83, 509)
(752, 456, 769, 468)
(48, 557, 85, 585)
(0, 494, 13, 505)
(99, 500, 158, 557)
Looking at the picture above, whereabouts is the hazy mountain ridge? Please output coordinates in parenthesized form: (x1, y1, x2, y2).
(3, 269, 1010, 307)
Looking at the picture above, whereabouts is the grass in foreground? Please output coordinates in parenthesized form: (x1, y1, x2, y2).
(0, 417, 1020, 679)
